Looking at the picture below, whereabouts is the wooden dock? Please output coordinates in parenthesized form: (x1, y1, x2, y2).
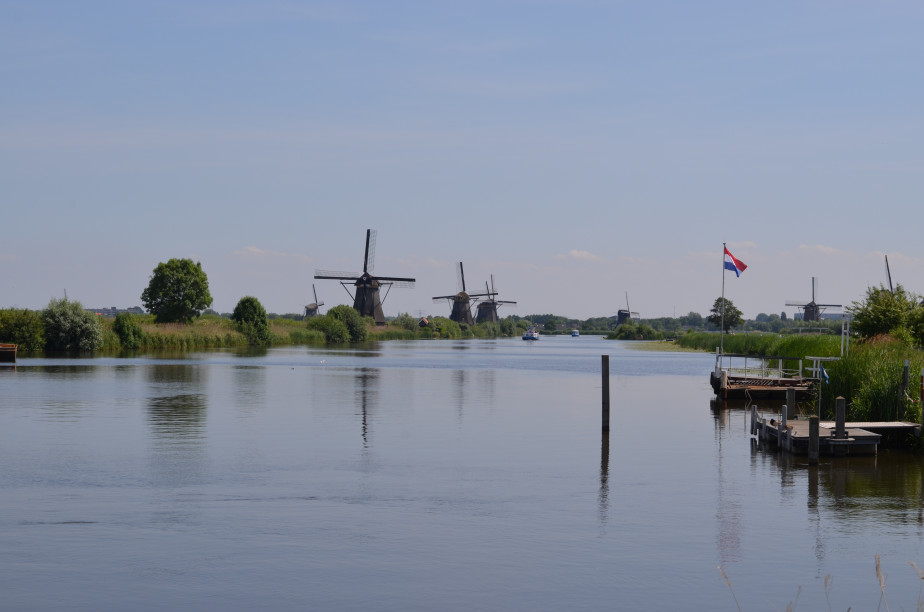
(0, 343, 15, 363)
(711, 351, 838, 400)
(750, 403, 921, 457)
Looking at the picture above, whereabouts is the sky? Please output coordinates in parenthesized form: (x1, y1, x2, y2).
(3, 1, 924, 321)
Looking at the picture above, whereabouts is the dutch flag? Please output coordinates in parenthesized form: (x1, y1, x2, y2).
(724, 247, 747, 277)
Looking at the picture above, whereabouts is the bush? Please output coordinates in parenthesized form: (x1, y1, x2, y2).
(0, 308, 45, 351)
(306, 316, 351, 343)
(231, 296, 270, 345)
(42, 298, 103, 351)
(113, 312, 144, 349)
(327, 305, 368, 342)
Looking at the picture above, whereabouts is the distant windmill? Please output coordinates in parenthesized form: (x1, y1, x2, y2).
(616, 292, 639, 325)
(474, 275, 517, 323)
(785, 277, 842, 322)
(432, 262, 492, 325)
(314, 229, 416, 325)
(304, 284, 325, 318)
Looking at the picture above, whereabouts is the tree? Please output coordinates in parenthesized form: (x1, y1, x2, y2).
(849, 283, 919, 340)
(231, 296, 270, 345)
(43, 298, 103, 351)
(306, 315, 350, 343)
(707, 297, 743, 333)
(141, 258, 213, 323)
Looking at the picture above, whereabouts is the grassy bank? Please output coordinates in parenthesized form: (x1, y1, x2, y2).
(679, 332, 924, 423)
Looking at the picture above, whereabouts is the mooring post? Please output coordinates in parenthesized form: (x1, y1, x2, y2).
(750, 405, 757, 436)
(808, 416, 819, 465)
(786, 388, 796, 420)
(601, 355, 610, 433)
(835, 396, 846, 439)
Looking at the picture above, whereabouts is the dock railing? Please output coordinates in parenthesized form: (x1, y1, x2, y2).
(714, 349, 804, 382)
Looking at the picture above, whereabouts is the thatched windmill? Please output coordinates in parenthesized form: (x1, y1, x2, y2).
(432, 262, 492, 325)
(474, 275, 516, 323)
(304, 284, 325, 318)
(314, 229, 416, 325)
(786, 277, 841, 322)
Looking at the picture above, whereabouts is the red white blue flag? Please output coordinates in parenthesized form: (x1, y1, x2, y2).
(724, 247, 747, 277)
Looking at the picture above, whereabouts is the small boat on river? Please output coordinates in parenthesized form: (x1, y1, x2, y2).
(523, 327, 539, 341)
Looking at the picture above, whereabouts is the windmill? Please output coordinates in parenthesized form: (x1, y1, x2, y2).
(473, 275, 516, 324)
(616, 293, 639, 325)
(304, 284, 325, 318)
(314, 229, 416, 325)
(785, 277, 842, 322)
(432, 262, 492, 326)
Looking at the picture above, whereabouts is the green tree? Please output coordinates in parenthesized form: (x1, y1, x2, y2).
(231, 296, 271, 345)
(141, 258, 213, 323)
(43, 298, 103, 351)
(707, 297, 743, 333)
(327, 305, 368, 342)
(0, 308, 46, 351)
(849, 283, 919, 340)
(113, 312, 144, 349)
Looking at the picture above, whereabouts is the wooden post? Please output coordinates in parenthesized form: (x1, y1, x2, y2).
(601, 355, 610, 432)
(750, 405, 757, 436)
(808, 416, 819, 465)
(835, 396, 846, 439)
(786, 387, 796, 420)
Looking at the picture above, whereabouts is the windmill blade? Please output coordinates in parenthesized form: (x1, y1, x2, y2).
(885, 254, 893, 293)
(381, 279, 415, 289)
(785, 301, 808, 307)
(315, 270, 361, 280)
(313, 284, 319, 304)
(363, 229, 376, 275)
(457, 262, 465, 293)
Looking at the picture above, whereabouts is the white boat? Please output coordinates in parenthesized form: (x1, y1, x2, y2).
(571, 330, 580, 337)
(523, 327, 539, 341)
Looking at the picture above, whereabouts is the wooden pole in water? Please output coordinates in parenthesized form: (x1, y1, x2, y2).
(786, 387, 796, 421)
(808, 416, 819, 465)
(602, 355, 610, 433)
(835, 396, 846, 439)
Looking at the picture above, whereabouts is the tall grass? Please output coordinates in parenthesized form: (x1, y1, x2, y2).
(677, 331, 842, 360)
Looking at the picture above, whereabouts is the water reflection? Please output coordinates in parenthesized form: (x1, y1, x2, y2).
(145, 364, 208, 487)
(599, 433, 609, 534)
(354, 367, 379, 448)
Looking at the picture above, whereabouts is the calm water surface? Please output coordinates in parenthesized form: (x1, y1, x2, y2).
(3, 337, 924, 610)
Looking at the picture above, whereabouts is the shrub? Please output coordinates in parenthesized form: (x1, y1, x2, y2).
(327, 305, 368, 342)
(0, 308, 45, 351)
(42, 298, 103, 351)
(113, 312, 144, 349)
(306, 316, 350, 343)
(231, 296, 270, 345)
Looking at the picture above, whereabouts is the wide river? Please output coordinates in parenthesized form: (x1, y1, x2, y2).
(3, 337, 924, 610)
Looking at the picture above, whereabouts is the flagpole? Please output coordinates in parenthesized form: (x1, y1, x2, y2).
(720, 242, 726, 356)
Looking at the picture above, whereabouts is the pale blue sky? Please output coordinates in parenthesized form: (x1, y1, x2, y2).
(3, 1, 922, 319)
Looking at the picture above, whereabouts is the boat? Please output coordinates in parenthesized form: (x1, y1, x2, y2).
(522, 327, 539, 341)
(571, 330, 580, 337)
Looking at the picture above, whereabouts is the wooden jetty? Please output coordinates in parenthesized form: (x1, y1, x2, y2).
(0, 343, 15, 363)
(711, 350, 838, 400)
(750, 400, 921, 458)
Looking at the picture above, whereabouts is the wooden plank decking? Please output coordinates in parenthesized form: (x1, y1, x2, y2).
(750, 412, 902, 456)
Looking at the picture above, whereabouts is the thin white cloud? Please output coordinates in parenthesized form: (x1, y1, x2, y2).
(555, 249, 605, 262)
(233, 246, 286, 258)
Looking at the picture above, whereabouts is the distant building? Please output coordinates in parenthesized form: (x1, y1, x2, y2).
(86, 306, 145, 317)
